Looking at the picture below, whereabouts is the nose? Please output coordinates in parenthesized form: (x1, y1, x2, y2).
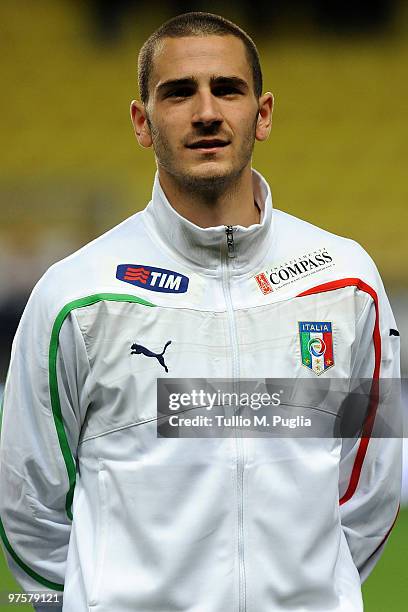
(191, 89, 223, 127)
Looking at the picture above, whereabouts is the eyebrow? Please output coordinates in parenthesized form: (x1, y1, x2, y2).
(156, 75, 250, 96)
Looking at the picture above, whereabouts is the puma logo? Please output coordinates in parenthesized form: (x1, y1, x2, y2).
(130, 340, 172, 373)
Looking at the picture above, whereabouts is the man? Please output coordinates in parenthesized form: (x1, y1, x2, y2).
(0, 12, 401, 612)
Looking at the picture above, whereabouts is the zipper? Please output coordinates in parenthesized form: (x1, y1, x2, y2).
(222, 226, 246, 612)
(225, 225, 236, 259)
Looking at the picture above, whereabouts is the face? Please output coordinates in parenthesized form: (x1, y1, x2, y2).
(131, 35, 273, 193)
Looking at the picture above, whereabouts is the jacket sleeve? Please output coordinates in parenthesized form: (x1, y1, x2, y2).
(339, 265, 402, 583)
(0, 274, 90, 605)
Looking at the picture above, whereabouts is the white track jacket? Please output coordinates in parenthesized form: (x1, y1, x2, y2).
(0, 170, 402, 611)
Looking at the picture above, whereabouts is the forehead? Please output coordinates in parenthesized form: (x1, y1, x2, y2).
(150, 35, 252, 90)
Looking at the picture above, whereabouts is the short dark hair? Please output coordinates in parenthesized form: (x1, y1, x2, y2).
(138, 12, 263, 105)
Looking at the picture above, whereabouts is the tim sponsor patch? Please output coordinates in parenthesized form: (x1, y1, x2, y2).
(299, 321, 334, 375)
(254, 248, 334, 295)
(116, 264, 189, 293)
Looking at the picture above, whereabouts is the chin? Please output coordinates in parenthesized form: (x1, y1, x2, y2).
(185, 171, 233, 191)
(166, 159, 246, 194)
(186, 161, 237, 182)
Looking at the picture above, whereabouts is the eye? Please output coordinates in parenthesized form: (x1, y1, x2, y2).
(213, 86, 242, 97)
(166, 88, 194, 99)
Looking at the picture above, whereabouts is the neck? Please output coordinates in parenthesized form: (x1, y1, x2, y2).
(157, 164, 260, 228)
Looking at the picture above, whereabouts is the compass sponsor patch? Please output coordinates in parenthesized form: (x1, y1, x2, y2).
(254, 248, 334, 294)
(298, 321, 334, 375)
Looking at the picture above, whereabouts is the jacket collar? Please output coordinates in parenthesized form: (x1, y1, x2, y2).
(143, 168, 273, 274)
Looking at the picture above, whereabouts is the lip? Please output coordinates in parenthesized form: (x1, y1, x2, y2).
(189, 146, 229, 154)
(186, 139, 230, 153)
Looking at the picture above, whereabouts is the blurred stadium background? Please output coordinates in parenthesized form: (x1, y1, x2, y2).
(0, 1, 407, 610)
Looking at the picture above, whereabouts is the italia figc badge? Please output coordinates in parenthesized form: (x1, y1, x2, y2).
(298, 321, 334, 375)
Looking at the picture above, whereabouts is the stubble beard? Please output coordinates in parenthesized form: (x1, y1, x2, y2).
(148, 114, 258, 201)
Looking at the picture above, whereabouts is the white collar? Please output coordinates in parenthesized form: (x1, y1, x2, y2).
(143, 168, 274, 274)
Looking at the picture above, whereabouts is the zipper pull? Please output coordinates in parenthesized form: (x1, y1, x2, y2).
(225, 225, 235, 259)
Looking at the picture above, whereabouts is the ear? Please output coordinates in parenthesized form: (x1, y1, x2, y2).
(255, 92, 274, 142)
(130, 100, 152, 148)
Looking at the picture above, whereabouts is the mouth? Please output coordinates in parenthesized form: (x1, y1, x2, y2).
(186, 139, 230, 153)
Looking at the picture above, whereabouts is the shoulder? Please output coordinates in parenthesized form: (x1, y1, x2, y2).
(271, 208, 383, 290)
(23, 211, 149, 325)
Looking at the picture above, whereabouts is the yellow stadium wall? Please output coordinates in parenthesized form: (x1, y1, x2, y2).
(0, 1, 407, 287)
